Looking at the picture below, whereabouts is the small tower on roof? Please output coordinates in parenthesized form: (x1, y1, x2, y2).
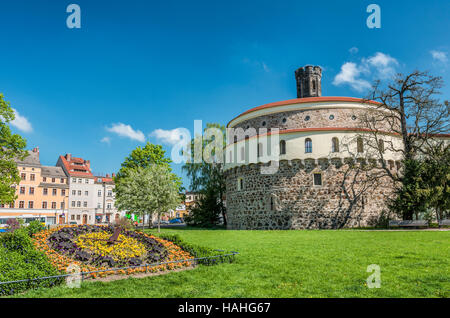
(295, 65, 322, 98)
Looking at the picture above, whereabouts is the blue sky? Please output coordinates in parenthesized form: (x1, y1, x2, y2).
(1, 0, 449, 188)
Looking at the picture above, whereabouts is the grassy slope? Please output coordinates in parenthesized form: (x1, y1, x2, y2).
(14, 229, 449, 298)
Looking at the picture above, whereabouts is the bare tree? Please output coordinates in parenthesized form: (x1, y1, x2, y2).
(361, 71, 449, 169)
(338, 71, 449, 221)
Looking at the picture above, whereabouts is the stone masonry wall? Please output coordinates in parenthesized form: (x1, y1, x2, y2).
(225, 159, 397, 230)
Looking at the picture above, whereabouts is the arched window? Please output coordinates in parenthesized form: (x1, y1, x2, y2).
(357, 137, 364, 153)
(280, 140, 286, 155)
(257, 143, 263, 157)
(270, 197, 274, 211)
(378, 139, 385, 153)
(234, 135, 237, 143)
(312, 80, 316, 90)
(305, 138, 312, 153)
(331, 137, 339, 153)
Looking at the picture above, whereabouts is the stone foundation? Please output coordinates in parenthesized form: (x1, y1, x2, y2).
(225, 159, 397, 230)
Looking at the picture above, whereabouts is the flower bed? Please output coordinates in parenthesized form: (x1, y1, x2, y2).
(32, 225, 194, 279)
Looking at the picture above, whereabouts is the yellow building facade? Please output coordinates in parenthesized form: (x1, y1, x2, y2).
(0, 148, 69, 226)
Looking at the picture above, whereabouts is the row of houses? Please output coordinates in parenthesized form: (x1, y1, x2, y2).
(0, 147, 201, 227)
(0, 148, 121, 226)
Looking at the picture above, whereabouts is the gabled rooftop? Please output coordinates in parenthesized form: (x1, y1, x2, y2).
(57, 153, 93, 177)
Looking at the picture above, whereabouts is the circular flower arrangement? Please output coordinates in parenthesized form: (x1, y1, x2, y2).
(32, 225, 194, 279)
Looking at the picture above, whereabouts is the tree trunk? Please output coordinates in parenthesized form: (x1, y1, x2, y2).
(158, 214, 161, 233)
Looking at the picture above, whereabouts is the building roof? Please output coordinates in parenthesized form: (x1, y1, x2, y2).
(57, 154, 93, 177)
(15, 150, 41, 167)
(94, 176, 114, 184)
(227, 96, 382, 128)
(41, 166, 67, 178)
(38, 182, 69, 189)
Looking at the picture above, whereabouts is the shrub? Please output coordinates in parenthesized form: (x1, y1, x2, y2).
(26, 220, 45, 237)
(0, 228, 62, 295)
(6, 218, 21, 231)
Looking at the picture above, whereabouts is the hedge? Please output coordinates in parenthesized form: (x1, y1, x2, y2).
(0, 228, 62, 295)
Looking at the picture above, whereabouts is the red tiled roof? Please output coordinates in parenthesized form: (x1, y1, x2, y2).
(94, 176, 114, 183)
(227, 96, 382, 127)
(58, 155, 93, 177)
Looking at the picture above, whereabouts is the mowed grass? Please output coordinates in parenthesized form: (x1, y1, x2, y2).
(13, 229, 450, 298)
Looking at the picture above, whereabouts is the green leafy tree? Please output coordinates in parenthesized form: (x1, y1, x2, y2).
(116, 143, 172, 179)
(115, 165, 181, 233)
(389, 144, 450, 221)
(114, 142, 182, 227)
(184, 186, 222, 227)
(419, 144, 450, 222)
(389, 159, 427, 220)
(182, 123, 226, 227)
(0, 93, 27, 204)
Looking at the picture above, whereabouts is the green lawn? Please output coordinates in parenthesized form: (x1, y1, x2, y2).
(13, 228, 450, 298)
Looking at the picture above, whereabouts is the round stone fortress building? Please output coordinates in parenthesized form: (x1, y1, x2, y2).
(224, 65, 402, 230)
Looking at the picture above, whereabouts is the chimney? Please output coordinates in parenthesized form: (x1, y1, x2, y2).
(85, 160, 90, 169)
(66, 153, 72, 161)
(112, 173, 116, 178)
(106, 174, 110, 178)
(32, 147, 40, 159)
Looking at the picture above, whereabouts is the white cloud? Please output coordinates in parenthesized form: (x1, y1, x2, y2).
(106, 123, 145, 142)
(11, 108, 33, 133)
(364, 52, 398, 79)
(100, 137, 111, 144)
(333, 52, 399, 92)
(430, 50, 448, 63)
(349, 47, 359, 54)
(151, 128, 187, 145)
(332, 62, 371, 92)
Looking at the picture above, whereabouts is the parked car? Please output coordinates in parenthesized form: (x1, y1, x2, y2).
(169, 218, 184, 224)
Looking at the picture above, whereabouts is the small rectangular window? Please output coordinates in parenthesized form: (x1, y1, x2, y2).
(237, 178, 244, 190)
(313, 173, 322, 186)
